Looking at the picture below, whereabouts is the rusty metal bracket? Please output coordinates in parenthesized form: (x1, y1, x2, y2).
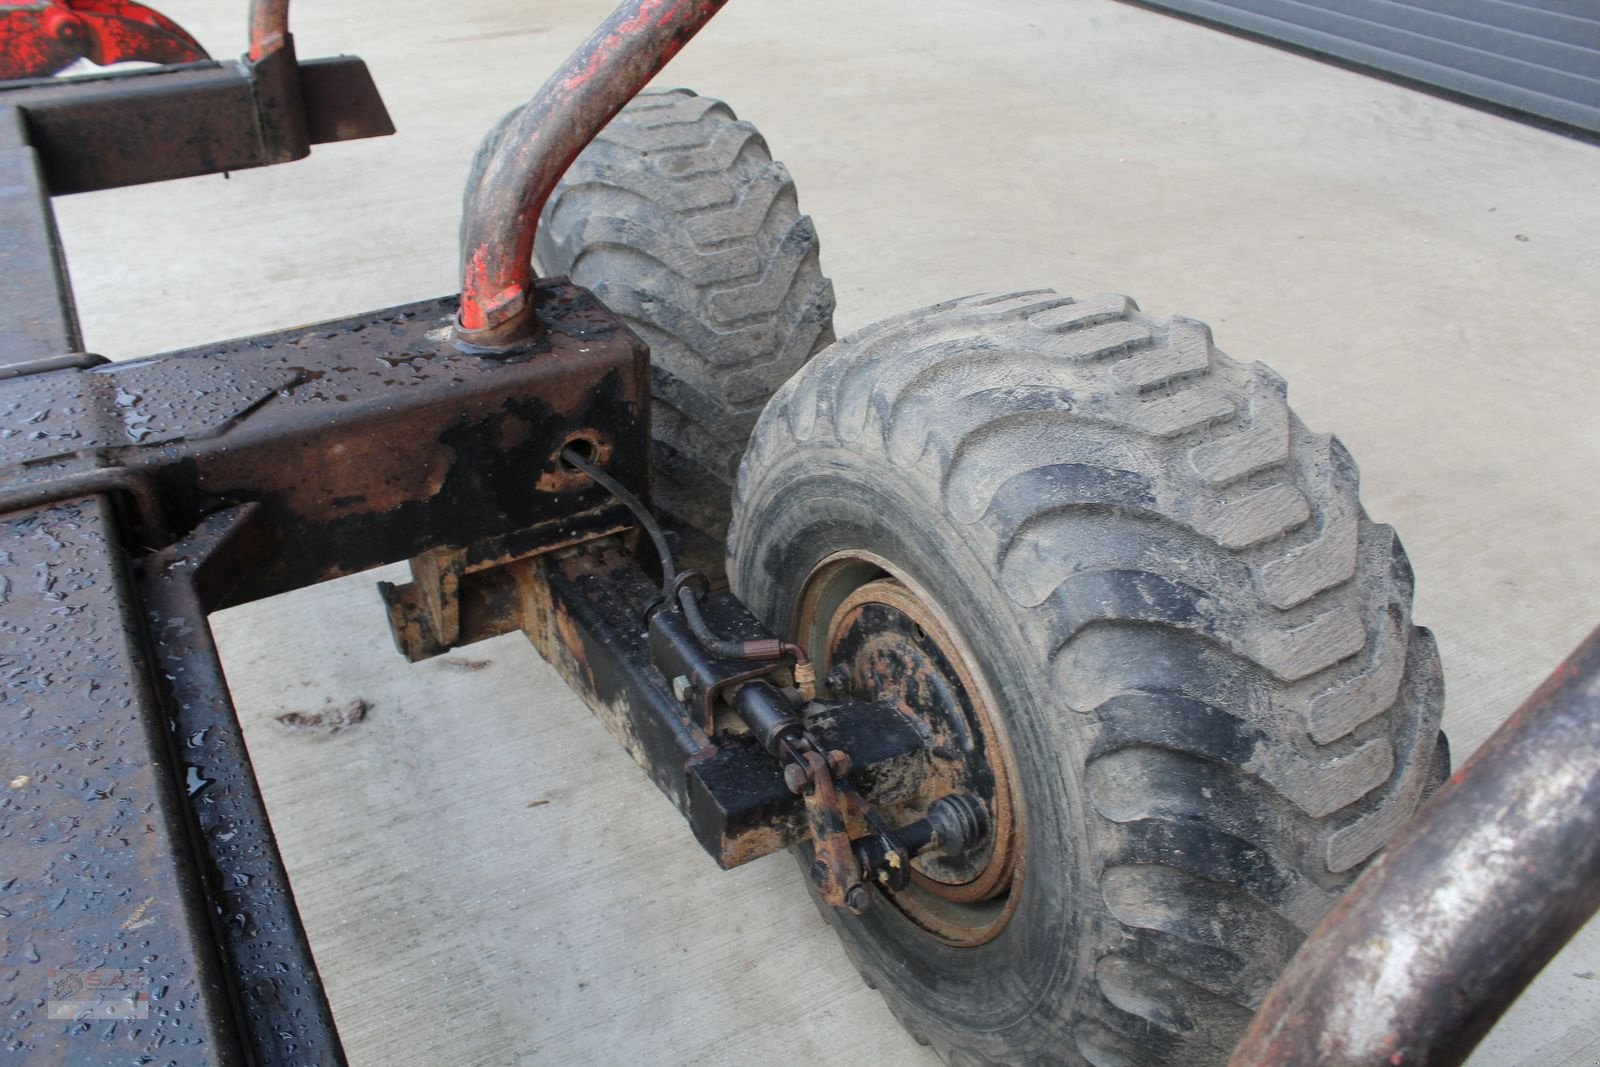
(396, 544, 469, 650)
(796, 749, 870, 914)
(647, 591, 794, 734)
(1, 44, 392, 198)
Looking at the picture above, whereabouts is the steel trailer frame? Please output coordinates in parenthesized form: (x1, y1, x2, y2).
(1, 2, 1596, 1065)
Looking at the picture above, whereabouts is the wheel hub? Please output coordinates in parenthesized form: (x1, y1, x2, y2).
(798, 559, 1024, 945)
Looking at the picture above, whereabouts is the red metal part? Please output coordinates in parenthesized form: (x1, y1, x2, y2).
(0, 0, 208, 80)
(454, 0, 727, 350)
(247, 0, 287, 61)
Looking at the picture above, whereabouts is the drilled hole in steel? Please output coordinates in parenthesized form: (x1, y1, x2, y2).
(537, 432, 614, 495)
(558, 435, 600, 470)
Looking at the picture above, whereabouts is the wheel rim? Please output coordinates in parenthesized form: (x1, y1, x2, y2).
(796, 552, 1025, 946)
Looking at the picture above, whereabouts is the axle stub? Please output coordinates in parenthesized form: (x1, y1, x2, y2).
(853, 794, 990, 894)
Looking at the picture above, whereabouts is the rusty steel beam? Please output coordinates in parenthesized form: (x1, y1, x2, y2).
(0, 281, 653, 1063)
(3, 51, 393, 195)
(139, 505, 348, 1066)
(0, 104, 80, 364)
(1, 285, 649, 606)
(1231, 624, 1600, 1067)
(511, 543, 930, 869)
(454, 0, 727, 350)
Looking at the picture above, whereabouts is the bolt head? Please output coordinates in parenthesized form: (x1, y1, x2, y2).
(783, 763, 809, 794)
(826, 749, 851, 778)
(671, 675, 692, 703)
(844, 885, 872, 915)
(809, 859, 830, 889)
(825, 665, 852, 694)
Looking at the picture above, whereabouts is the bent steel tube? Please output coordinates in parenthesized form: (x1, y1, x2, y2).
(248, 0, 290, 61)
(1230, 623, 1600, 1066)
(454, 0, 727, 350)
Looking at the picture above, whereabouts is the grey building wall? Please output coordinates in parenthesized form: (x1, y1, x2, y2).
(1132, 0, 1600, 137)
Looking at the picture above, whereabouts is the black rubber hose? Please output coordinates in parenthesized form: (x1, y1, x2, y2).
(677, 581, 813, 701)
(559, 446, 810, 688)
(677, 585, 761, 660)
(560, 446, 675, 592)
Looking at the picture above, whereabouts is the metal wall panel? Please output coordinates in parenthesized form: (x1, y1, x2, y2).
(1131, 0, 1600, 137)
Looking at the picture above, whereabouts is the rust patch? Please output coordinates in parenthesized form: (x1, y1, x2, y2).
(721, 824, 789, 868)
(514, 555, 604, 722)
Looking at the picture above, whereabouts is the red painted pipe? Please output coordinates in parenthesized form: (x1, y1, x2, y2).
(454, 0, 728, 350)
(248, 0, 289, 61)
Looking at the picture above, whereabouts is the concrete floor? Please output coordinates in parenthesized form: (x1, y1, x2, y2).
(49, 1, 1600, 1063)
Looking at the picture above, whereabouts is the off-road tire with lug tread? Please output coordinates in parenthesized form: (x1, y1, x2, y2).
(728, 289, 1448, 1066)
(534, 88, 836, 575)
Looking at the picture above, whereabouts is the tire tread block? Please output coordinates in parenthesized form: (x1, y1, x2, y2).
(536, 89, 836, 556)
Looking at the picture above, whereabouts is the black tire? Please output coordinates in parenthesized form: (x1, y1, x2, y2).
(535, 88, 836, 574)
(728, 290, 1448, 1066)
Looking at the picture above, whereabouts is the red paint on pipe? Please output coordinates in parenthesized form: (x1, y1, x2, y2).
(247, 0, 288, 61)
(454, 0, 727, 346)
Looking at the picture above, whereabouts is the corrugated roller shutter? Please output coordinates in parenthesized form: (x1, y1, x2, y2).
(1131, 0, 1600, 137)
